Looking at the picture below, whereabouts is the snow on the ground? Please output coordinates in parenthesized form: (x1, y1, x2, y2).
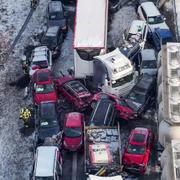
(53, 29, 74, 77)
(108, 6, 137, 48)
(0, 0, 49, 179)
(0, 0, 30, 63)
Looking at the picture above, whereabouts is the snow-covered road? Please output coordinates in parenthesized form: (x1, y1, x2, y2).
(0, 0, 48, 179)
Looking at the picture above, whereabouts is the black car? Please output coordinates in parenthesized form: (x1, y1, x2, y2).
(90, 94, 117, 126)
(41, 26, 64, 59)
(36, 102, 60, 144)
(125, 74, 156, 114)
(47, 1, 67, 31)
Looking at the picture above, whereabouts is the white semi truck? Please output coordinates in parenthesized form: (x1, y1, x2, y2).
(73, 0, 135, 96)
(157, 43, 180, 180)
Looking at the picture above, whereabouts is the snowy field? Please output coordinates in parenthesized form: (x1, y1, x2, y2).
(0, 0, 160, 179)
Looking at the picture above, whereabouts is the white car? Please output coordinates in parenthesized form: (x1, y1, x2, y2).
(30, 146, 63, 180)
(137, 1, 169, 33)
(139, 49, 157, 76)
(124, 20, 148, 49)
(29, 46, 52, 76)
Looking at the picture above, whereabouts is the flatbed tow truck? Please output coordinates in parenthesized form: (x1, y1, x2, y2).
(84, 126, 122, 177)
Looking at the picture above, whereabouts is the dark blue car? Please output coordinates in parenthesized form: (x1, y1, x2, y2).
(151, 28, 173, 51)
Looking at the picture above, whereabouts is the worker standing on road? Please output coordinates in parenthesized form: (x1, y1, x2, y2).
(19, 106, 33, 128)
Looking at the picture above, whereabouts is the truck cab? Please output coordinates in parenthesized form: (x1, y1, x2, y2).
(93, 48, 135, 97)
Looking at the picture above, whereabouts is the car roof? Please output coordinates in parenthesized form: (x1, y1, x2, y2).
(155, 28, 173, 38)
(35, 146, 58, 177)
(130, 128, 149, 144)
(32, 46, 49, 62)
(90, 98, 114, 126)
(141, 2, 161, 17)
(129, 20, 146, 35)
(141, 49, 156, 61)
(134, 74, 154, 92)
(48, 1, 63, 13)
(65, 80, 89, 94)
(46, 26, 60, 37)
(65, 112, 83, 127)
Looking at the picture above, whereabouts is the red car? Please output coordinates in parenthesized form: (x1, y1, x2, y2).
(122, 127, 154, 174)
(55, 76, 92, 110)
(32, 69, 58, 105)
(92, 92, 136, 120)
(63, 112, 84, 151)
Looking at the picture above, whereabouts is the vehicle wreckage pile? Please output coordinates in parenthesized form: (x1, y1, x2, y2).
(11, 0, 176, 179)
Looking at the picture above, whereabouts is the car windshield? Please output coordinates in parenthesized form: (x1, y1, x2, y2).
(148, 15, 164, 24)
(35, 84, 54, 94)
(64, 127, 82, 138)
(42, 36, 57, 46)
(112, 73, 133, 88)
(35, 177, 54, 180)
(40, 103, 58, 128)
(128, 90, 146, 104)
(40, 118, 58, 128)
(32, 61, 48, 68)
(127, 144, 146, 155)
(142, 60, 157, 69)
(49, 12, 64, 20)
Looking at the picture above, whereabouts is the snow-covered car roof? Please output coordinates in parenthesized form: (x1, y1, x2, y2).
(129, 20, 146, 35)
(48, 1, 63, 13)
(46, 26, 60, 37)
(32, 55, 48, 62)
(33, 46, 49, 52)
(88, 175, 123, 180)
(74, 0, 108, 48)
(141, 49, 156, 61)
(32, 46, 49, 62)
(35, 146, 58, 177)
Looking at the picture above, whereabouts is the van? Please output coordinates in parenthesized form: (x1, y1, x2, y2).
(137, 2, 169, 33)
(30, 146, 62, 180)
